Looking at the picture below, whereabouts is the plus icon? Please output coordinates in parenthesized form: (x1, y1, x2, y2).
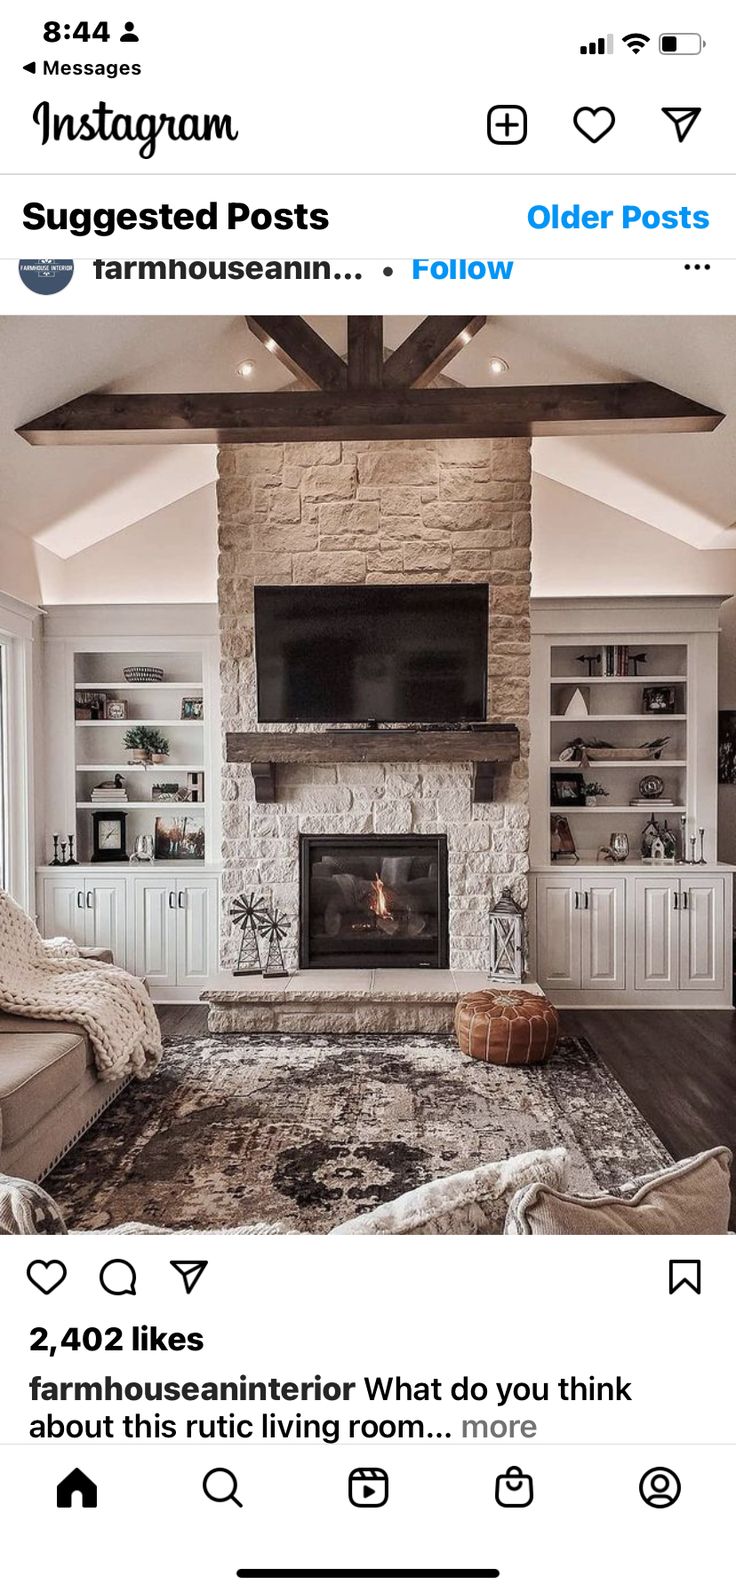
(487, 104, 528, 145)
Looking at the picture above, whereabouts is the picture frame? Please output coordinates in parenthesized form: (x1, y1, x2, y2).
(75, 690, 107, 721)
(154, 814, 205, 861)
(718, 711, 736, 784)
(550, 815, 578, 863)
(181, 696, 204, 720)
(643, 684, 676, 715)
(105, 698, 128, 720)
(550, 770, 585, 807)
(91, 810, 128, 863)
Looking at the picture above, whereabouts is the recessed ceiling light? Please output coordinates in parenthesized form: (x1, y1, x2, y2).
(236, 358, 256, 378)
(488, 356, 510, 376)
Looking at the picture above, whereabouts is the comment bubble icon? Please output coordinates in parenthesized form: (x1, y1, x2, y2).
(99, 1259, 137, 1296)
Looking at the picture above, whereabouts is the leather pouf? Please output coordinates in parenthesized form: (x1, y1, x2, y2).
(455, 989, 559, 1066)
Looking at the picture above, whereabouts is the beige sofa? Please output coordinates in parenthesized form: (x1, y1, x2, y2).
(0, 1012, 128, 1184)
(0, 948, 130, 1184)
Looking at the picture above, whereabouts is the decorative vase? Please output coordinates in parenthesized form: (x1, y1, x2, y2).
(585, 797, 598, 807)
(152, 753, 167, 764)
(609, 831, 630, 862)
(132, 748, 148, 763)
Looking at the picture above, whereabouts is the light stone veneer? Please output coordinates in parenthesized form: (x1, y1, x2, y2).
(217, 437, 531, 973)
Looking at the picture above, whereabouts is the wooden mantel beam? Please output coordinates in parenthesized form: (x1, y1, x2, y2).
(18, 381, 724, 445)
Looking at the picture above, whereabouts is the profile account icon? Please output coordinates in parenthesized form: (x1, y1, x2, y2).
(639, 1467, 681, 1508)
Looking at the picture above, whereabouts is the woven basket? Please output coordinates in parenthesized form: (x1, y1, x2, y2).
(585, 746, 661, 762)
(123, 666, 165, 683)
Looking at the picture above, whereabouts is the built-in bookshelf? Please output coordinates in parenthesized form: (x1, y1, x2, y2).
(530, 599, 722, 869)
(72, 648, 210, 865)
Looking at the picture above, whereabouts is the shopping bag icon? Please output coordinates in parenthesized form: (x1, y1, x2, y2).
(495, 1466, 533, 1507)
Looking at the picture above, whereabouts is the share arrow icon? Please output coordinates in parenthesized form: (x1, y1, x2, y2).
(170, 1260, 208, 1294)
(662, 107, 701, 143)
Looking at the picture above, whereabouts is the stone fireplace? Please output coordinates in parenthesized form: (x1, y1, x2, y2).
(300, 834, 449, 970)
(217, 436, 531, 974)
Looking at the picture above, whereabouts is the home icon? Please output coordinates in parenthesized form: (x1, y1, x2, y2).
(56, 1469, 98, 1509)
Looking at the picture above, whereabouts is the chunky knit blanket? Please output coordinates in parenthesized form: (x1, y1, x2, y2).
(0, 890, 161, 1082)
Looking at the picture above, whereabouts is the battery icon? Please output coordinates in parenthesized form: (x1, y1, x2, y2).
(659, 33, 704, 54)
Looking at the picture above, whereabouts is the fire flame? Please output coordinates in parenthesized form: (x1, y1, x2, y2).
(371, 874, 393, 920)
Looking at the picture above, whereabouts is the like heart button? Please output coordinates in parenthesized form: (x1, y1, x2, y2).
(27, 1259, 67, 1294)
(574, 106, 616, 143)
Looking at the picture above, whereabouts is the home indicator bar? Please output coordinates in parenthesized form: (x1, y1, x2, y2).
(236, 1574, 501, 1582)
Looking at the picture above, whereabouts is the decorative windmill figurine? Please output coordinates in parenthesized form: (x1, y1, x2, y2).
(230, 891, 267, 977)
(259, 906, 291, 979)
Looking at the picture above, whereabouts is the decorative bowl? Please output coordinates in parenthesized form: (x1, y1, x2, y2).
(123, 666, 164, 683)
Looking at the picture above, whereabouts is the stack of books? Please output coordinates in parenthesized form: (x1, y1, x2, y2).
(90, 783, 128, 804)
(602, 644, 629, 677)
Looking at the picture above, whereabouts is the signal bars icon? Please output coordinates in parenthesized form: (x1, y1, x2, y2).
(580, 34, 613, 55)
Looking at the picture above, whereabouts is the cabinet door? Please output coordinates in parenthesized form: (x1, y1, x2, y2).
(82, 876, 126, 965)
(580, 877, 626, 991)
(634, 877, 679, 991)
(535, 877, 581, 989)
(133, 879, 178, 989)
(175, 878, 217, 984)
(41, 878, 86, 946)
(679, 878, 725, 992)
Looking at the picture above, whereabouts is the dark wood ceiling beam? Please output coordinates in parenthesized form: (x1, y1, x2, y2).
(18, 382, 724, 446)
(346, 317, 384, 388)
(383, 315, 487, 389)
(244, 315, 347, 390)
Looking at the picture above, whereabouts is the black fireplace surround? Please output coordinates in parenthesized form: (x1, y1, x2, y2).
(300, 834, 449, 970)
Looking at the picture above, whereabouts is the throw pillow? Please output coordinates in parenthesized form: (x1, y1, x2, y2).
(330, 1146, 569, 1235)
(0, 1173, 67, 1235)
(504, 1146, 732, 1235)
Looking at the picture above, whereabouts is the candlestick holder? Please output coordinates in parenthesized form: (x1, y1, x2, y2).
(679, 815, 687, 864)
(67, 832, 78, 866)
(60, 840, 67, 865)
(49, 834, 61, 866)
(689, 836, 696, 866)
(697, 828, 707, 865)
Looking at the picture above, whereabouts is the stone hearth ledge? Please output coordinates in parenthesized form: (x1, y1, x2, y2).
(202, 971, 542, 1035)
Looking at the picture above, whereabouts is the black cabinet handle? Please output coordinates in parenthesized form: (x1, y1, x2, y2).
(673, 893, 679, 910)
(682, 891, 689, 911)
(168, 891, 176, 909)
(584, 891, 590, 910)
(178, 890, 186, 910)
(77, 890, 84, 910)
(86, 890, 94, 910)
(574, 891, 580, 910)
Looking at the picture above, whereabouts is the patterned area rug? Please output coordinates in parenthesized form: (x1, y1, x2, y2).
(44, 1033, 671, 1232)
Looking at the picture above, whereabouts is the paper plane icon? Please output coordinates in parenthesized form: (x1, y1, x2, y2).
(170, 1260, 208, 1294)
(662, 107, 701, 143)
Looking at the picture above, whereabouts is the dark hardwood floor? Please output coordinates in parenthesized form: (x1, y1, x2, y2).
(156, 1004, 736, 1225)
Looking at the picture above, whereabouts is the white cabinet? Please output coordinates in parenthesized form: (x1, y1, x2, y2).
(42, 873, 126, 964)
(536, 874, 625, 992)
(679, 877, 725, 992)
(532, 868, 732, 1007)
(39, 869, 219, 995)
(132, 874, 218, 992)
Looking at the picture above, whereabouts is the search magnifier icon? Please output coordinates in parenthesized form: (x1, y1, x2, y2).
(203, 1468, 243, 1507)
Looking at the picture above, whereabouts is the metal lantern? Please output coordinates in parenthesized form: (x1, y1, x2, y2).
(489, 891, 525, 983)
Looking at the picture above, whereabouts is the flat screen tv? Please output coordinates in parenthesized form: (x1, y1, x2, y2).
(254, 583, 489, 724)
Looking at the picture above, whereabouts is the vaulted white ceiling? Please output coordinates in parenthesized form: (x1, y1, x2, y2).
(1, 315, 735, 558)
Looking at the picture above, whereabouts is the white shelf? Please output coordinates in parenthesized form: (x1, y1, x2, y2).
(75, 681, 202, 690)
(76, 802, 205, 811)
(75, 719, 203, 728)
(551, 760, 687, 769)
(551, 714, 687, 722)
(550, 675, 688, 684)
(76, 764, 197, 773)
(550, 805, 686, 815)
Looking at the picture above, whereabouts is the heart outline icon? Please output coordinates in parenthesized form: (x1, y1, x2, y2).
(27, 1259, 67, 1295)
(574, 106, 616, 143)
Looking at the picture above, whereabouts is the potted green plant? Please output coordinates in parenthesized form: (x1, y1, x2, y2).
(583, 780, 609, 807)
(124, 726, 170, 765)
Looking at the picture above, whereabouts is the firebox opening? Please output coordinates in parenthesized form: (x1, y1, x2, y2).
(299, 834, 449, 970)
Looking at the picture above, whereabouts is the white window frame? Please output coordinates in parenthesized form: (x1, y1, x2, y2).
(0, 595, 37, 912)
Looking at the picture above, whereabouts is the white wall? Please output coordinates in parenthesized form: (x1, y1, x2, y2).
(531, 474, 736, 597)
(36, 485, 217, 605)
(0, 528, 43, 607)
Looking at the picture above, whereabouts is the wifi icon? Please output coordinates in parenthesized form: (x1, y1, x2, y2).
(623, 32, 650, 54)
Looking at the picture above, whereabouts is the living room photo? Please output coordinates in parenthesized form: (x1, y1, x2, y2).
(0, 313, 733, 1237)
